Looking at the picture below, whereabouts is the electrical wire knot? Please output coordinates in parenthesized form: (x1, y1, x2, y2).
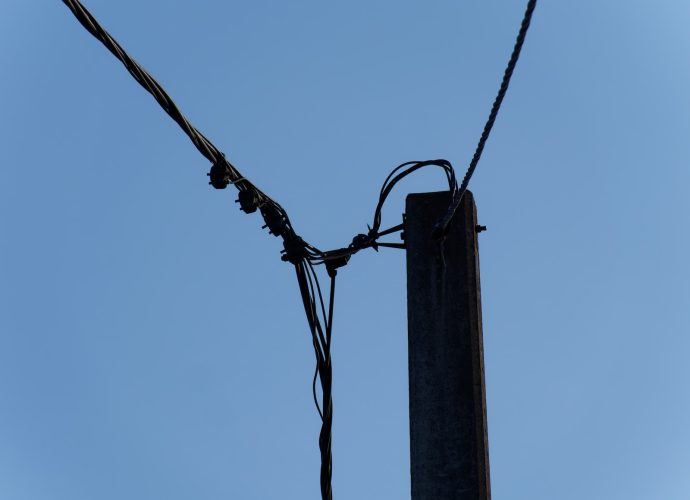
(281, 234, 308, 264)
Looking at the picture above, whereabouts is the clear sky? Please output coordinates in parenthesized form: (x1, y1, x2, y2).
(2, 1, 690, 499)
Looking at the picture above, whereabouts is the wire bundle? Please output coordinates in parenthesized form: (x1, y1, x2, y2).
(60, 0, 537, 498)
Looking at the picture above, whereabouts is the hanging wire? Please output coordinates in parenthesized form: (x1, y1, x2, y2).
(59, 0, 301, 244)
(433, 0, 538, 238)
(294, 261, 334, 500)
(59, 0, 472, 269)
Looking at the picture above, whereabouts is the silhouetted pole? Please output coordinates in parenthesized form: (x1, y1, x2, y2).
(405, 190, 490, 500)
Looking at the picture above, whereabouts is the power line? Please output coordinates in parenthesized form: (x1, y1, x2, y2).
(434, 0, 538, 239)
(59, 0, 431, 264)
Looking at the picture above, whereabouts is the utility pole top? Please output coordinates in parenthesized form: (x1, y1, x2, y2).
(406, 190, 490, 500)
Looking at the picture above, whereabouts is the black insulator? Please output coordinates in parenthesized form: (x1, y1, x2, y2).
(260, 204, 286, 237)
(281, 234, 308, 264)
(207, 159, 230, 189)
(236, 189, 259, 214)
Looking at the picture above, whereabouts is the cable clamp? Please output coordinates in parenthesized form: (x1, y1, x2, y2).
(260, 204, 287, 237)
(325, 254, 350, 277)
(207, 156, 230, 189)
(281, 234, 308, 264)
(236, 189, 260, 214)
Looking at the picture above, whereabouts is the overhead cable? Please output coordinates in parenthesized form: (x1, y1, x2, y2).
(60, 0, 298, 243)
(433, 0, 538, 238)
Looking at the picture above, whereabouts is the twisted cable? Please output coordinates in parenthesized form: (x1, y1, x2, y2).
(433, 0, 538, 238)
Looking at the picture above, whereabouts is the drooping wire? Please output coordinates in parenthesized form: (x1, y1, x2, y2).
(59, 0, 466, 270)
(294, 261, 335, 500)
(59, 0, 301, 244)
(310, 159, 457, 269)
(312, 363, 323, 420)
(59, 5, 413, 499)
(434, 0, 538, 238)
(373, 160, 456, 233)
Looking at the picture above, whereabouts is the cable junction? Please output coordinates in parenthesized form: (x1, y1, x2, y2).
(60, 1, 538, 498)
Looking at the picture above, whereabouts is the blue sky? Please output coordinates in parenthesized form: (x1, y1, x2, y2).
(2, 1, 690, 499)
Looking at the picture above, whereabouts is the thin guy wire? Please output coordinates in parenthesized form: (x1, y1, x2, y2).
(434, 0, 538, 237)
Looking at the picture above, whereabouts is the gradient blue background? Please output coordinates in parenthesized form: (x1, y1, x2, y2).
(2, 1, 689, 498)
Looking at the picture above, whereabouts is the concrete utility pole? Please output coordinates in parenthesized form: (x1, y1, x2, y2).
(405, 190, 490, 500)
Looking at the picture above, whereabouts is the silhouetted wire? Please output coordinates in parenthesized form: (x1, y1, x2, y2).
(434, 0, 538, 238)
(306, 263, 326, 423)
(308, 262, 329, 334)
(59, 0, 301, 240)
(307, 160, 457, 268)
(305, 268, 329, 355)
(374, 160, 456, 232)
(307, 260, 328, 425)
(60, 0, 463, 269)
(312, 363, 323, 420)
(295, 261, 333, 500)
(326, 275, 336, 349)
